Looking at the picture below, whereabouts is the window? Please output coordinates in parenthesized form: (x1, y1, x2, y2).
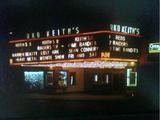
(24, 71, 44, 90)
(58, 71, 67, 87)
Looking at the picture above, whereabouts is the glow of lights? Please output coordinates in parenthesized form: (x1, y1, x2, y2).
(130, 61, 135, 66)
(9, 32, 13, 35)
(21, 61, 129, 69)
(49, 66, 53, 70)
(9, 59, 13, 64)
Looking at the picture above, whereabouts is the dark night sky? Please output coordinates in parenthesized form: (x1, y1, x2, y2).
(0, 0, 159, 41)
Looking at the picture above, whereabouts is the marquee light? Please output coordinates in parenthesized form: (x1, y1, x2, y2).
(21, 61, 129, 69)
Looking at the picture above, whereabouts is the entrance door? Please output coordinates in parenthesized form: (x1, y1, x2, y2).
(57, 71, 68, 87)
(85, 72, 112, 94)
(45, 71, 54, 89)
(112, 74, 125, 93)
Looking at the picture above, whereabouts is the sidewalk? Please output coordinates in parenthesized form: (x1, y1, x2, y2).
(23, 93, 131, 101)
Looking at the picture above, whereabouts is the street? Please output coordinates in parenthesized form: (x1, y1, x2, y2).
(0, 92, 158, 119)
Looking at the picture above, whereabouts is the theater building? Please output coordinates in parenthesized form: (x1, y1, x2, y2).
(9, 24, 141, 95)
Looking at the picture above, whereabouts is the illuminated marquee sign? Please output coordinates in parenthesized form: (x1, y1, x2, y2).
(110, 24, 140, 35)
(9, 30, 140, 65)
(26, 27, 80, 39)
(149, 43, 160, 53)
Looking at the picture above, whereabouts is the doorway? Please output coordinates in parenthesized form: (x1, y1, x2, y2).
(112, 73, 125, 94)
(45, 71, 54, 89)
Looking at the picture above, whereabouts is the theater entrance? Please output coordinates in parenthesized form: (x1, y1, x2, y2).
(44, 70, 68, 93)
(84, 68, 125, 94)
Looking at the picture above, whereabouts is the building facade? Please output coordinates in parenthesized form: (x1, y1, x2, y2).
(9, 24, 141, 95)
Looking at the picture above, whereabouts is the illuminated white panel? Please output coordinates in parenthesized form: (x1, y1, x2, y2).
(21, 61, 128, 69)
(105, 75, 109, 84)
(127, 69, 131, 86)
(70, 76, 74, 85)
(126, 69, 137, 87)
(135, 72, 137, 86)
(94, 74, 98, 82)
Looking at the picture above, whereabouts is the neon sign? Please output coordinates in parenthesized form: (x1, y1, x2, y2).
(21, 61, 129, 69)
(110, 24, 140, 35)
(26, 27, 80, 39)
(149, 43, 160, 53)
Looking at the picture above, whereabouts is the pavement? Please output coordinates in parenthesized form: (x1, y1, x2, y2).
(0, 92, 158, 119)
(23, 93, 132, 101)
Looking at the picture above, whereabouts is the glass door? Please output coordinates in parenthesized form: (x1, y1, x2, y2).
(113, 73, 125, 93)
(45, 71, 54, 88)
(57, 71, 68, 87)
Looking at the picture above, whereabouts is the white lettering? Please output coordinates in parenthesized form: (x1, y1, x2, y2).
(40, 55, 52, 60)
(69, 48, 79, 53)
(40, 51, 50, 55)
(77, 53, 85, 58)
(80, 47, 98, 52)
(52, 50, 59, 54)
(115, 35, 125, 41)
(71, 43, 77, 48)
(79, 41, 92, 47)
(37, 45, 52, 50)
(110, 24, 140, 35)
(42, 40, 52, 45)
(68, 54, 75, 58)
(55, 54, 65, 60)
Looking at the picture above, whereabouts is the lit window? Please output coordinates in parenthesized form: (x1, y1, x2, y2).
(58, 71, 67, 87)
(24, 71, 44, 89)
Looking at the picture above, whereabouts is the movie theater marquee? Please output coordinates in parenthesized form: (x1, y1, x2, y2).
(9, 24, 141, 65)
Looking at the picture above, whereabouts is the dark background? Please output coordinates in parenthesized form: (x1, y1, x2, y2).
(0, 0, 159, 40)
